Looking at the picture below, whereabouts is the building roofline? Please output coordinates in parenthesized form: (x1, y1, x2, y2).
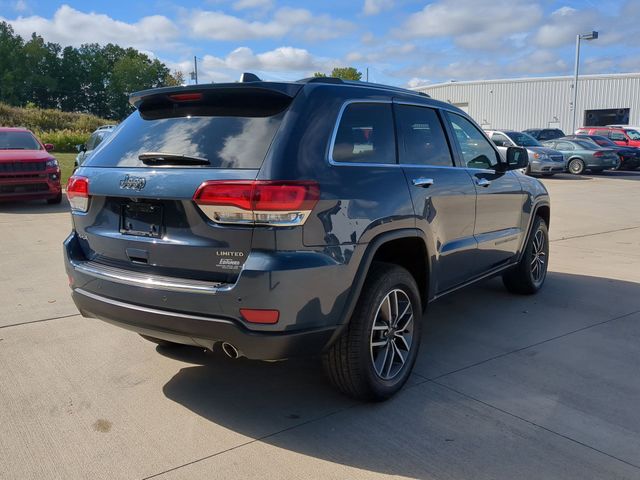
(412, 72, 640, 90)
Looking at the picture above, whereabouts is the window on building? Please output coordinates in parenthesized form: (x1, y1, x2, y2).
(584, 108, 630, 127)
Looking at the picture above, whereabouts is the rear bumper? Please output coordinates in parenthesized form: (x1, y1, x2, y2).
(0, 169, 61, 201)
(64, 231, 357, 359)
(72, 288, 335, 360)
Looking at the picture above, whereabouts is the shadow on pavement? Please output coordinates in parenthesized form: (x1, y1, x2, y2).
(0, 196, 71, 214)
(541, 171, 640, 181)
(159, 271, 640, 477)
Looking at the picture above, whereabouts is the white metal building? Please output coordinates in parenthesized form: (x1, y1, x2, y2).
(412, 72, 640, 134)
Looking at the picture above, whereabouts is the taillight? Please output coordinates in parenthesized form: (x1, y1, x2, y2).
(593, 151, 604, 157)
(193, 180, 320, 226)
(66, 176, 89, 213)
(169, 93, 203, 102)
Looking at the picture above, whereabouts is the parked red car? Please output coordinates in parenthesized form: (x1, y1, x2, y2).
(0, 127, 62, 204)
(575, 126, 640, 148)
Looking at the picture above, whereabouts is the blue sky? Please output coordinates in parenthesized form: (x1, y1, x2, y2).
(1, 0, 638, 87)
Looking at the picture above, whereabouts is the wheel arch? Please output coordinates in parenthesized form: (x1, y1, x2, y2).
(518, 201, 550, 262)
(324, 229, 431, 349)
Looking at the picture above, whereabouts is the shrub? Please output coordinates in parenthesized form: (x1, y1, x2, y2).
(0, 102, 110, 134)
(36, 129, 90, 153)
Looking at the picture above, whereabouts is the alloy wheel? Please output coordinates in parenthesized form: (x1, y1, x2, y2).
(370, 289, 414, 380)
(530, 229, 547, 284)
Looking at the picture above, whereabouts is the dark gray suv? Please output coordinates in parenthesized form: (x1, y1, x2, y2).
(64, 75, 550, 400)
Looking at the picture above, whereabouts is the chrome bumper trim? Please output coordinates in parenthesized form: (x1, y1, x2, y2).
(70, 260, 228, 294)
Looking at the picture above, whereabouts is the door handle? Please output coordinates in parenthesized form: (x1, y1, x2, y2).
(475, 178, 491, 187)
(412, 177, 434, 188)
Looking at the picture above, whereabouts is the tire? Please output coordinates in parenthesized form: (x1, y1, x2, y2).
(502, 216, 549, 295)
(139, 334, 179, 347)
(323, 262, 422, 401)
(568, 158, 585, 175)
(47, 192, 62, 204)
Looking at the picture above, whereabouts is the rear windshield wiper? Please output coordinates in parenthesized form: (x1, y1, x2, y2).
(138, 152, 210, 166)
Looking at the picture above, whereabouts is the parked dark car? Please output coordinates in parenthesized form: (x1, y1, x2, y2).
(563, 135, 640, 170)
(523, 128, 566, 141)
(0, 127, 62, 204)
(64, 75, 550, 400)
(542, 138, 619, 174)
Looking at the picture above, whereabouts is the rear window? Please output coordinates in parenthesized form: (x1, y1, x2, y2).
(86, 100, 287, 169)
(0, 131, 41, 150)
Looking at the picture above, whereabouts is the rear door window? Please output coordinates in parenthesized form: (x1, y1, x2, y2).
(395, 105, 453, 166)
(331, 103, 396, 164)
(490, 133, 511, 147)
(610, 130, 627, 141)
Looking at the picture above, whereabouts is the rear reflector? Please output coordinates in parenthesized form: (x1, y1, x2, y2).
(193, 180, 319, 226)
(240, 308, 280, 324)
(66, 175, 89, 212)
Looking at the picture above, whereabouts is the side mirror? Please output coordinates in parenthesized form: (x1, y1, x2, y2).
(76, 144, 86, 153)
(505, 146, 528, 170)
(44, 143, 54, 151)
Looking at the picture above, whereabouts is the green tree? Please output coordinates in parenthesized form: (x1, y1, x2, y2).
(0, 22, 25, 105)
(312, 72, 327, 77)
(331, 67, 363, 81)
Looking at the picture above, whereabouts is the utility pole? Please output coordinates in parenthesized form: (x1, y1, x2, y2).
(572, 31, 598, 132)
(366, 67, 369, 82)
(193, 56, 198, 85)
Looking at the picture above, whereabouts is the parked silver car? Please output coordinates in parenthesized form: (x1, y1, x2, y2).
(75, 125, 116, 169)
(486, 130, 566, 176)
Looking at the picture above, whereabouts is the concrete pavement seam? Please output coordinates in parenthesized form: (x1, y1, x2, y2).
(424, 308, 640, 382)
(0, 312, 79, 330)
(432, 380, 640, 471)
(551, 225, 640, 243)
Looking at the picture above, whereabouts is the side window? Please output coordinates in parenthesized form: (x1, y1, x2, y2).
(85, 133, 98, 150)
(538, 130, 552, 140)
(331, 103, 396, 164)
(395, 105, 453, 167)
(490, 133, 511, 147)
(444, 112, 500, 169)
(93, 132, 106, 149)
(556, 141, 574, 150)
(610, 130, 626, 141)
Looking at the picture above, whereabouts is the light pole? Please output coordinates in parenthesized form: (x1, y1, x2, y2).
(572, 31, 598, 132)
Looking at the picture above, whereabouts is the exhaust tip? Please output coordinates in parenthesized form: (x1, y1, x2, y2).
(221, 342, 241, 359)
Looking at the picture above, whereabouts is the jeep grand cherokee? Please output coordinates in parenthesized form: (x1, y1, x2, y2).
(64, 75, 549, 400)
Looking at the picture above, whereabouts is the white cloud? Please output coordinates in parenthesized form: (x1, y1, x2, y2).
(186, 7, 353, 42)
(534, 7, 597, 48)
(398, 0, 543, 50)
(407, 77, 430, 88)
(363, 0, 394, 16)
(1, 4, 180, 51)
(508, 50, 569, 75)
(202, 46, 333, 73)
(233, 0, 273, 10)
(346, 43, 416, 64)
(14, 0, 28, 12)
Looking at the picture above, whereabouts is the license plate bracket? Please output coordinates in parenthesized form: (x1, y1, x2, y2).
(121, 202, 163, 238)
